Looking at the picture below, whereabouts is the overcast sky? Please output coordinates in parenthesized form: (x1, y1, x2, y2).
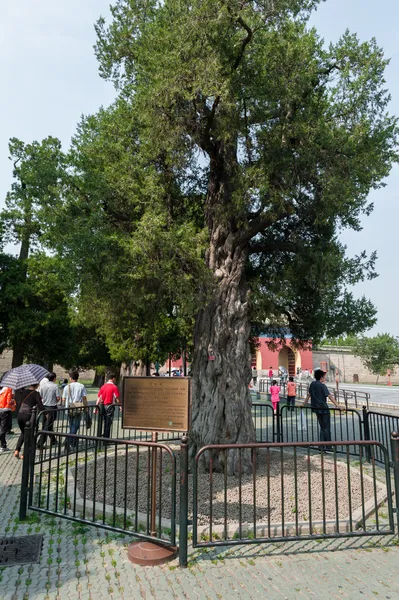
(0, 0, 397, 335)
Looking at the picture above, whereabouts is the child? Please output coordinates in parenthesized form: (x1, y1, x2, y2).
(270, 379, 280, 412)
(287, 376, 296, 411)
(268, 366, 273, 382)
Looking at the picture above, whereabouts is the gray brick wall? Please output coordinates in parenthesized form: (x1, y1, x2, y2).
(313, 347, 398, 384)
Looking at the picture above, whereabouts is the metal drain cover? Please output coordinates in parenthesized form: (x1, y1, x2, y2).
(0, 535, 43, 566)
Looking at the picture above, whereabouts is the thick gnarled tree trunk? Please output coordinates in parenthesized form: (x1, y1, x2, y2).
(190, 139, 256, 471)
(191, 237, 255, 472)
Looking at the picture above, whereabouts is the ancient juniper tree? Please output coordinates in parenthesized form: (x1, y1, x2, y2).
(69, 0, 398, 459)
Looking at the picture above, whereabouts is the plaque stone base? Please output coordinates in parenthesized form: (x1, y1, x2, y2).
(127, 541, 178, 566)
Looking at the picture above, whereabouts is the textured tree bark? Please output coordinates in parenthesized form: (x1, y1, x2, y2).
(190, 136, 256, 471)
(93, 370, 105, 387)
(191, 238, 255, 473)
(120, 360, 146, 377)
(11, 345, 25, 368)
(11, 230, 31, 368)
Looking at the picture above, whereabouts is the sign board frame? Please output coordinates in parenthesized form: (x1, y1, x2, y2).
(122, 376, 191, 433)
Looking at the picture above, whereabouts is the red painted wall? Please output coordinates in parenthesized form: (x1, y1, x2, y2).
(165, 337, 313, 372)
(257, 337, 313, 371)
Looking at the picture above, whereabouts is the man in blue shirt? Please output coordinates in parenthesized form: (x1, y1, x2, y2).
(303, 368, 342, 450)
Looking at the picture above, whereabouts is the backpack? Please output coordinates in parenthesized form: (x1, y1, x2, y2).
(0, 387, 16, 411)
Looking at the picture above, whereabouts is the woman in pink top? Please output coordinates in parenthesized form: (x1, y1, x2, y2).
(270, 379, 280, 412)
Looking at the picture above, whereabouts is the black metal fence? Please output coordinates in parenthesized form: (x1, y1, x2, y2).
(192, 440, 395, 549)
(251, 403, 275, 442)
(259, 379, 310, 398)
(21, 427, 177, 547)
(366, 410, 399, 465)
(34, 401, 399, 469)
(279, 405, 363, 456)
(332, 388, 371, 409)
(35, 402, 399, 468)
(252, 402, 399, 466)
(35, 405, 180, 458)
(20, 405, 399, 568)
(258, 380, 370, 408)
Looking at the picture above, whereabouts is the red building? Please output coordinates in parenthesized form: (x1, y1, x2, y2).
(168, 333, 312, 377)
(254, 335, 313, 377)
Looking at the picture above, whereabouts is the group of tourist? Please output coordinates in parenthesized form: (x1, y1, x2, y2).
(1, 365, 340, 457)
(0, 371, 121, 457)
(269, 376, 298, 412)
(269, 368, 342, 451)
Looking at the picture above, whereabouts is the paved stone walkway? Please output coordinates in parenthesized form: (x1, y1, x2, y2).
(1, 434, 398, 599)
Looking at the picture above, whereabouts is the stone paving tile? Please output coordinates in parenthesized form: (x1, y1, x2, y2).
(1, 435, 399, 600)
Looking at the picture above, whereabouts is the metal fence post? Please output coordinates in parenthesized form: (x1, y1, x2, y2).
(362, 406, 371, 463)
(179, 434, 189, 568)
(28, 407, 37, 505)
(19, 422, 33, 521)
(276, 403, 282, 442)
(390, 432, 399, 538)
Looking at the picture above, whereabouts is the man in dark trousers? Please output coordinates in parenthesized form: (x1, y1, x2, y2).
(303, 368, 342, 451)
(38, 372, 61, 447)
(97, 374, 121, 439)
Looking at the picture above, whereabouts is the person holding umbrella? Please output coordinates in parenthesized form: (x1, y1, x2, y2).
(0, 364, 49, 459)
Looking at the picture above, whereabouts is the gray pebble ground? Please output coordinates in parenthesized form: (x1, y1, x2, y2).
(76, 446, 376, 527)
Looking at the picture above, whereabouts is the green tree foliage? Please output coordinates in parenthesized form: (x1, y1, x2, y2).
(0, 137, 66, 367)
(60, 323, 117, 372)
(2, 137, 65, 257)
(51, 100, 206, 366)
(41, 0, 397, 454)
(89, 0, 398, 452)
(0, 253, 71, 368)
(4, 1, 396, 453)
(319, 336, 358, 347)
(0, 138, 114, 372)
(354, 334, 399, 383)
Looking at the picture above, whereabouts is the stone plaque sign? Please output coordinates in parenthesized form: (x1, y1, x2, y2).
(122, 377, 190, 432)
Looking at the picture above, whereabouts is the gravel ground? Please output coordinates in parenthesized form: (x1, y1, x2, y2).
(75, 446, 377, 529)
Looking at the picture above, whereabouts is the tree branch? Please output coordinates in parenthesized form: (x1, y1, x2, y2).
(241, 199, 295, 244)
(248, 240, 299, 255)
(233, 16, 253, 71)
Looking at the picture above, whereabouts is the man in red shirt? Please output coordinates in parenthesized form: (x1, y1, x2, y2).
(97, 374, 120, 439)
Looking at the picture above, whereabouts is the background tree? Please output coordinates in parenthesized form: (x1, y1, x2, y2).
(0, 137, 65, 366)
(0, 252, 73, 370)
(354, 334, 399, 384)
(319, 336, 358, 347)
(49, 102, 205, 374)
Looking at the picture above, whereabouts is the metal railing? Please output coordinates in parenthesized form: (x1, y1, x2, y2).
(252, 402, 399, 466)
(365, 410, 399, 465)
(251, 403, 275, 442)
(279, 405, 363, 456)
(21, 428, 177, 547)
(259, 379, 310, 399)
(331, 388, 370, 409)
(192, 440, 395, 549)
(258, 380, 370, 408)
(35, 400, 399, 470)
(35, 405, 180, 458)
(20, 417, 399, 568)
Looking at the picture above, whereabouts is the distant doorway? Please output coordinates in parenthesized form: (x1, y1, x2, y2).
(278, 346, 297, 377)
